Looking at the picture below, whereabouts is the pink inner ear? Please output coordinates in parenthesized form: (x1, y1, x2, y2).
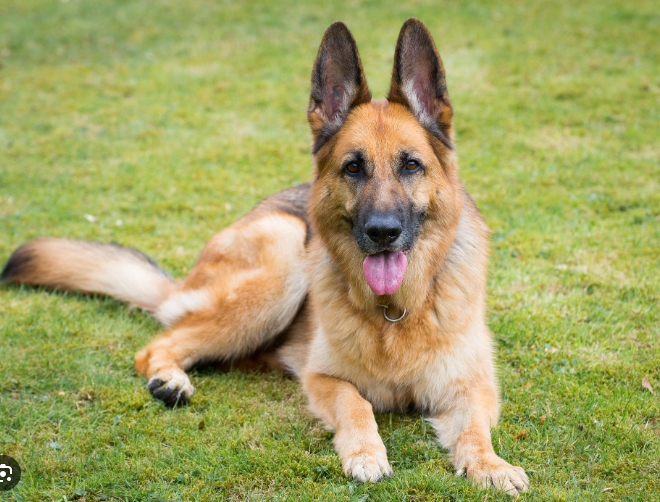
(411, 72, 436, 118)
(322, 66, 345, 121)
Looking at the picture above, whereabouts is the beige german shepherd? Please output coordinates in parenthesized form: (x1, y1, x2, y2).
(1, 19, 528, 495)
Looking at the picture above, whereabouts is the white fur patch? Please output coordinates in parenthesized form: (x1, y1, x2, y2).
(155, 288, 212, 327)
(87, 260, 170, 311)
(402, 79, 433, 129)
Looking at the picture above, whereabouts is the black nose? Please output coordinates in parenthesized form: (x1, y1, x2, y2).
(364, 213, 402, 245)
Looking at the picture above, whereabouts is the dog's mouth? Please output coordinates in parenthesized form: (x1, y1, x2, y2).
(362, 249, 410, 296)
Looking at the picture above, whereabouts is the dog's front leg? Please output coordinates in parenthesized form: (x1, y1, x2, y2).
(303, 372, 392, 482)
(427, 391, 529, 497)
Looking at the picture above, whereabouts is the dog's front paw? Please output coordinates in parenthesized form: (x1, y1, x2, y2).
(147, 369, 195, 407)
(457, 454, 529, 497)
(334, 428, 392, 482)
(342, 448, 392, 483)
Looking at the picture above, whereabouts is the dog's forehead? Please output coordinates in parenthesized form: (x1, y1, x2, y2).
(335, 100, 435, 164)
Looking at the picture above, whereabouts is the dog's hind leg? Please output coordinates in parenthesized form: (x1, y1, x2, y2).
(135, 211, 308, 406)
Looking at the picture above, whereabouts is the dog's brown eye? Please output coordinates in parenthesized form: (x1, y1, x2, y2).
(406, 159, 420, 170)
(345, 162, 360, 175)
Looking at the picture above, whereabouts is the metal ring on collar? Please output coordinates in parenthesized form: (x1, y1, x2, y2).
(377, 304, 407, 323)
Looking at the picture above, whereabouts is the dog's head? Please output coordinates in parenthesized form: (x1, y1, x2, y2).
(308, 20, 463, 304)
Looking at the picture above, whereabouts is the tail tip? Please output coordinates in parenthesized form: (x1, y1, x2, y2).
(1, 243, 35, 283)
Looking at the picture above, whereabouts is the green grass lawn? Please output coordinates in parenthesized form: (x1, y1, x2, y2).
(1, 0, 658, 500)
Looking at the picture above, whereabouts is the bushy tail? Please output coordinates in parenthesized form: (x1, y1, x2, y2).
(1, 237, 175, 312)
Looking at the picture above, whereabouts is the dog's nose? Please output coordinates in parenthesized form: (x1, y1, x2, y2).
(364, 213, 402, 245)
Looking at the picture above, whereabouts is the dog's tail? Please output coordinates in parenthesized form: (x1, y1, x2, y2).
(1, 237, 175, 312)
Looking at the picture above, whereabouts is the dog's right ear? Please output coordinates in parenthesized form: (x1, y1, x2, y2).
(308, 22, 371, 154)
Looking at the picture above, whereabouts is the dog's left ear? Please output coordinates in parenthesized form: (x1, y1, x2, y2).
(387, 19, 453, 148)
(308, 22, 372, 154)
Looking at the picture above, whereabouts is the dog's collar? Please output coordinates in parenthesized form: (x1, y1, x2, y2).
(377, 303, 407, 323)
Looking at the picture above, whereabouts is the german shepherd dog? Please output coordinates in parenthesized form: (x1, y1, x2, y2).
(2, 19, 529, 495)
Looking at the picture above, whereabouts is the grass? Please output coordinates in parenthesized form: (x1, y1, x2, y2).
(1, 0, 658, 500)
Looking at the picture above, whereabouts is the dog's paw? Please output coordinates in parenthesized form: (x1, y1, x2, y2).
(342, 449, 393, 483)
(146, 369, 195, 407)
(457, 454, 529, 497)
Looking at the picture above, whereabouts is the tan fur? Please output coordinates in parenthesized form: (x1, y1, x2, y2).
(1, 19, 528, 496)
(1, 238, 174, 311)
(134, 212, 308, 387)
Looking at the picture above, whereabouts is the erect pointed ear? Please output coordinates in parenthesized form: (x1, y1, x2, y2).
(308, 22, 371, 154)
(387, 19, 453, 149)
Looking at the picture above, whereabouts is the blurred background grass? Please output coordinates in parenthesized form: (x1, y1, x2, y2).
(1, 0, 658, 500)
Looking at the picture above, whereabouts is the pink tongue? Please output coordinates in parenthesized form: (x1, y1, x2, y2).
(362, 251, 408, 296)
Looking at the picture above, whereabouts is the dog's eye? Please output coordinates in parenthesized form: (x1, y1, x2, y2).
(345, 162, 360, 175)
(405, 159, 420, 171)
